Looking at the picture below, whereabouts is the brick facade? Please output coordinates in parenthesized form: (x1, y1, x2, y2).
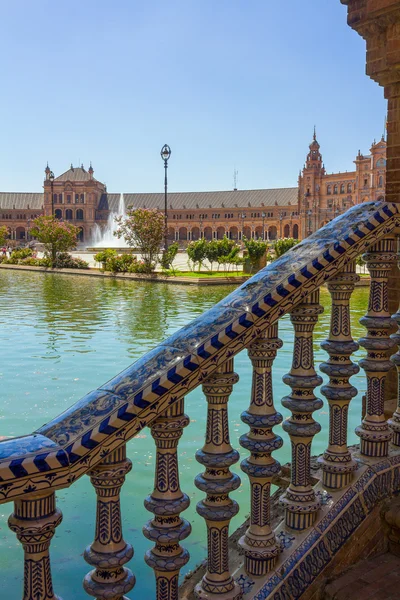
(0, 134, 386, 245)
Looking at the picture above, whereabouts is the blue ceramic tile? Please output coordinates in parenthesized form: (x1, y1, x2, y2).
(99, 345, 190, 401)
(37, 389, 126, 447)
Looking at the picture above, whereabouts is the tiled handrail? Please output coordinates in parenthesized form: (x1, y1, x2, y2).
(0, 201, 398, 507)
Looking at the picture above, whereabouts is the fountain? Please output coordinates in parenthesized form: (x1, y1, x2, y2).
(87, 193, 132, 252)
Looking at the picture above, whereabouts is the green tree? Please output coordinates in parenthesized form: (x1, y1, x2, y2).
(243, 237, 268, 272)
(187, 238, 208, 272)
(160, 242, 179, 273)
(273, 237, 299, 258)
(205, 240, 220, 273)
(30, 216, 80, 267)
(0, 225, 9, 247)
(115, 208, 164, 273)
(215, 236, 241, 271)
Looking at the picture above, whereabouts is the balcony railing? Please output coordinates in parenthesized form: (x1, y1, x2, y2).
(1, 200, 400, 599)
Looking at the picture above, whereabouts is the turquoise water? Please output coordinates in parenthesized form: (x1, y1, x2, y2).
(0, 271, 369, 598)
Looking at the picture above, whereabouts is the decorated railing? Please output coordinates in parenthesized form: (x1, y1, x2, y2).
(1, 200, 400, 600)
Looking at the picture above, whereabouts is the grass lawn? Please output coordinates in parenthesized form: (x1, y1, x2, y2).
(167, 270, 249, 278)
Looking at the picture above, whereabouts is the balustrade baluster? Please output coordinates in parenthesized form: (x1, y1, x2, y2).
(195, 358, 242, 600)
(8, 491, 62, 600)
(238, 324, 283, 576)
(280, 290, 323, 530)
(83, 444, 135, 600)
(318, 261, 359, 488)
(356, 238, 396, 457)
(143, 399, 191, 600)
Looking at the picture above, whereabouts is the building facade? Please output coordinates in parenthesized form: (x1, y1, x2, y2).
(0, 132, 386, 244)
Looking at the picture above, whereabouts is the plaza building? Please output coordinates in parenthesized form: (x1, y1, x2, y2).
(0, 132, 386, 244)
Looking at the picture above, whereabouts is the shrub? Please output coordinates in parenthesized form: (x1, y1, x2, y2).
(11, 248, 33, 260)
(21, 258, 41, 266)
(243, 237, 268, 272)
(53, 253, 89, 269)
(160, 242, 179, 272)
(107, 254, 137, 273)
(128, 260, 151, 274)
(273, 238, 299, 258)
(94, 249, 118, 270)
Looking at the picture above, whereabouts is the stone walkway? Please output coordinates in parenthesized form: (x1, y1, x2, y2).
(324, 552, 400, 600)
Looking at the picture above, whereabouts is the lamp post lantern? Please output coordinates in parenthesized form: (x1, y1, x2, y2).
(160, 144, 171, 253)
(49, 171, 55, 217)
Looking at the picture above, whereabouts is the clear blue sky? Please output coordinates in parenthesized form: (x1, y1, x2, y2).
(0, 1, 386, 194)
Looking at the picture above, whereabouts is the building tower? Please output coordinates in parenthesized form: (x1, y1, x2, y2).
(299, 127, 325, 238)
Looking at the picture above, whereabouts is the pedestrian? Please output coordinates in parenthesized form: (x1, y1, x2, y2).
(1, 247, 6, 257)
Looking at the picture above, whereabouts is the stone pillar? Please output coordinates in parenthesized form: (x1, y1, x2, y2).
(239, 325, 282, 575)
(318, 261, 359, 488)
(83, 445, 135, 599)
(280, 291, 323, 530)
(143, 400, 191, 600)
(356, 238, 396, 457)
(9, 491, 62, 600)
(195, 358, 242, 600)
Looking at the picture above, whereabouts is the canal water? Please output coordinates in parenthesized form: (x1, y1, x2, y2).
(0, 271, 369, 598)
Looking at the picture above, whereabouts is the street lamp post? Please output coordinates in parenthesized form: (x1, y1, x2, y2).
(279, 212, 283, 238)
(199, 216, 203, 239)
(261, 211, 266, 240)
(49, 171, 55, 217)
(160, 144, 171, 253)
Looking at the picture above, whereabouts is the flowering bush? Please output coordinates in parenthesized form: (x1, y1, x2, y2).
(115, 208, 164, 273)
(52, 253, 89, 269)
(30, 216, 80, 267)
(107, 254, 137, 273)
(128, 260, 150, 274)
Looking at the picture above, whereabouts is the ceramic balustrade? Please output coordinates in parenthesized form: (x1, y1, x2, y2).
(1, 201, 400, 600)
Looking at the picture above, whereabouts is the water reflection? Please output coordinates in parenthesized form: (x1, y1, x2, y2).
(0, 270, 370, 599)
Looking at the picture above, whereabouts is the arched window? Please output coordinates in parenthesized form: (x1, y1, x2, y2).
(378, 175, 383, 187)
(75, 194, 79, 204)
(65, 209, 73, 220)
(347, 183, 352, 193)
(58, 194, 63, 204)
(55, 209, 62, 219)
(76, 209, 84, 220)
(53, 193, 58, 204)
(327, 185, 332, 195)
(67, 195, 71, 204)
(340, 184, 345, 193)
(333, 184, 338, 194)
(80, 194, 84, 204)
